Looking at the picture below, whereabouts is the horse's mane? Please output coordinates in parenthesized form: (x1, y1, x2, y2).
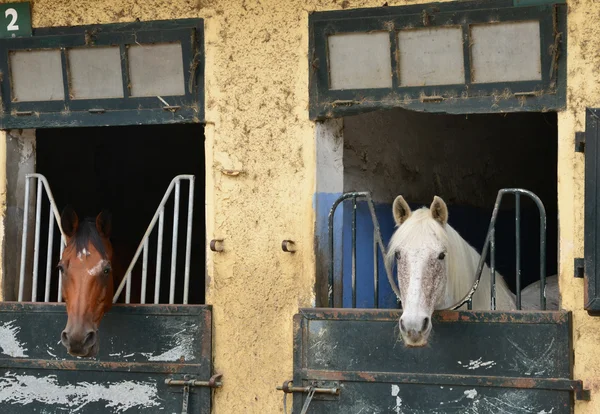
(386, 207, 516, 309)
(73, 218, 107, 259)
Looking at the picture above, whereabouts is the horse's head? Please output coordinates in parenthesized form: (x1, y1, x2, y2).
(58, 207, 113, 358)
(387, 195, 450, 347)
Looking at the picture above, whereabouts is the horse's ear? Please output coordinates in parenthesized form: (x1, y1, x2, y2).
(430, 196, 448, 225)
(393, 195, 411, 225)
(96, 210, 112, 239)
(61, 206, 79, 238)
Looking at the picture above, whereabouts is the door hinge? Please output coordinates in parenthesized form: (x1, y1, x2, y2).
(575, 131, 585, 153)
(165, 373, 222, 414)
(574, 258, 585, 278)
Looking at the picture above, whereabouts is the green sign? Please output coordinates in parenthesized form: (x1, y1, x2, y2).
(0, 2, 31, 39)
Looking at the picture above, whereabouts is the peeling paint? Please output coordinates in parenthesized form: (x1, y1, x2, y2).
(0, 321, 28, 358)
(464, 389, 478, 399)
(508, 338, 555, 376)
(458, 358, 496, 370)
(392, 387, 556, 414)
(0, 372, 160, 412)
(142, 328, 196, 362)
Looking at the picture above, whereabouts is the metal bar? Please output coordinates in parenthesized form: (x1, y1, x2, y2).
(31, 179, 43, 302)
(18, 178, 31, 302)
(538, 199, 547, 310)
(154, 210, 165, 304)
(183, 177, 195, 305)
(277, 383, 340, 395)
(327, 192, 401, 305)
(125, 269, 132, 304)
(515, 193, 522, 310)
(36, 175, 66, 238)
(449, 188, 548, 311)
(351, 196, 357, 308)
(164, 378, 223, 388)
(58, 239, 65, 302)
(169, 181, 181, 305)
(113, 175, 194, 303)
(363, 196, 401, 307)
(44, 212, 55, 302)
(303, 370, 589, 399)
(140, 239, 149, 304)
(490, 228, 496, 311)
(373, 230, 379, 308)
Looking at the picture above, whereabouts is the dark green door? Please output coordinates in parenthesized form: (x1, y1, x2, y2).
(288, 308, 587, 413)
(0, 303, 214, 413)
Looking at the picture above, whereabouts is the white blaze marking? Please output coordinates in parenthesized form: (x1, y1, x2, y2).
(0, 372, 160, 412)
(87, 260, 106, 276)
(0, 321, 28, 357)
(77, 248, 91, 261)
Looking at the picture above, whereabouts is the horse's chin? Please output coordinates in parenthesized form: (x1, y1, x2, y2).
(402, 339, 429, 348)
(68, 342, 99, 359)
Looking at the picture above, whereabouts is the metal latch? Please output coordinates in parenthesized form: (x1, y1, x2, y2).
(165, 373, 223, 414)
(277, 380, 340, 414)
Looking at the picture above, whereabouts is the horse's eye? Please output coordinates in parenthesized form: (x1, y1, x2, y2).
(56, 264, 64, 273)
(103, 267, 111, 275)
(395, 251, 401, 260)
(438, 252, 446, 260)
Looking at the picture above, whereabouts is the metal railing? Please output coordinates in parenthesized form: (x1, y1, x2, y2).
(113, 174, 195, 304)
(327, 192, 399, 308)
(16, 173, 196, 305)
(327, 189, 548, 311)
(18, 174, 67, 302)
(450, 188, 547, 311)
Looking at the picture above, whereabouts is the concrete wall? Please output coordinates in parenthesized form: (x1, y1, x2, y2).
(0, 0, 598, 412)
(343, 108, 557, 207)
(3, 130, 36, 302)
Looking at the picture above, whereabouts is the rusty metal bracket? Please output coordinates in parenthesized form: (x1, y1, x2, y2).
(165, 374, 223, 414)
(575, 131, 585, 153)
(209, 239, 224, 252)
(282, 240, 296, 253)
(278, 380, 340, 414)
(574, 258, 585, 279)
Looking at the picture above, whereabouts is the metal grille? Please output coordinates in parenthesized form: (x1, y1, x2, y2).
(17, 174, 66, 302)
(327, 188, 548, 311)
(17, 173, 196, 305)
(112, 174, 195, 305)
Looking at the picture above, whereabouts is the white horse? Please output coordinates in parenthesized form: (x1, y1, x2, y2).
(386, 195, 558, 347)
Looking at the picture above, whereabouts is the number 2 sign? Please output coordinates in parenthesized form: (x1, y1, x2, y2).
(0, 2, 31, 39)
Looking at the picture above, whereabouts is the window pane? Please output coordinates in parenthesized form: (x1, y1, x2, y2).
(398, 27, 465, 87)
(328, 32, 392, 90)
(128, 42, 186, 97)
(470, 21, 542, 84)
(68, 47, 124, 99)
(10, 50, 64, 102)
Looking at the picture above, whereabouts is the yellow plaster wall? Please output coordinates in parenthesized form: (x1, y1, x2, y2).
(558, 2, 600, 411)
(2, 0, 599, 412)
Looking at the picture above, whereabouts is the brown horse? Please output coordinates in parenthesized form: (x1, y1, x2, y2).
(58, 207, 116, 358)
(58, 206, 151, 357)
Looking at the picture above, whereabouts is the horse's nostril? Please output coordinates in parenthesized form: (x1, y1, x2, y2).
(61, 331, 68, 344)
(83, 331, 96, 348)
(422, 317, 430, 332)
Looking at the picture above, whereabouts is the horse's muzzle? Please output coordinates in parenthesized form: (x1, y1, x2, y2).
(61, 329, 99, 358)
